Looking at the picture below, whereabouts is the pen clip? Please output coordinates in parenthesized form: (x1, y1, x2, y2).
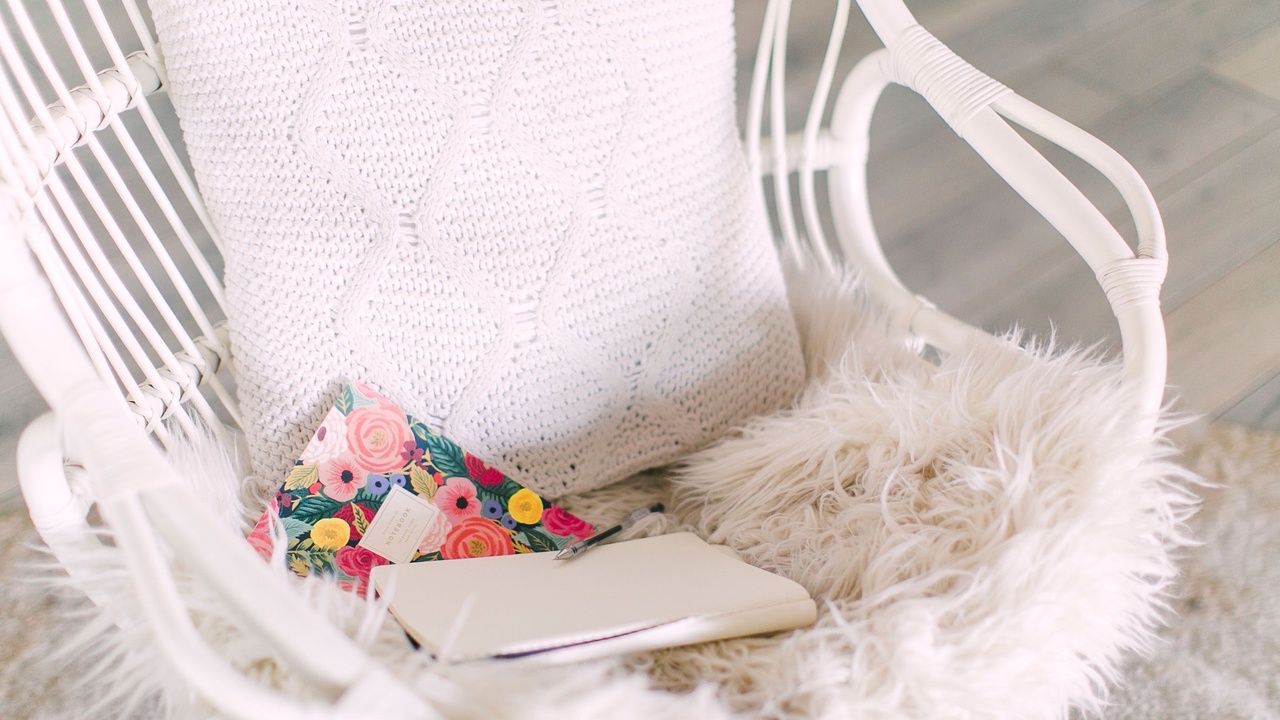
(554, 503, 664, 560)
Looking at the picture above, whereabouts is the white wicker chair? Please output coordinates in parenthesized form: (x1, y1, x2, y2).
(0, 0, 1168, 717)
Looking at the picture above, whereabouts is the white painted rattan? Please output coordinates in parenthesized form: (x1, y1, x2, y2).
(751, 1, 1168, 422)
(0, 0, 1169, 717)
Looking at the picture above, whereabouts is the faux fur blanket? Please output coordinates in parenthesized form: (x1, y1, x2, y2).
(0, 261, 1203, 719)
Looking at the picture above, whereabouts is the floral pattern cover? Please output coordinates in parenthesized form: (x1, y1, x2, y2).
(248, 381, 594, 594)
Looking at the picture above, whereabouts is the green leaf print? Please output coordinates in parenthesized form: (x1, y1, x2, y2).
(521, 528, 562, 553)
(280, 517, 314, 539)
(291, 495, 343, 524)
(423, 434, 468, 478)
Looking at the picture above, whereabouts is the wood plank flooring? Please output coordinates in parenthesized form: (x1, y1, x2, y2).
(742, 0, 1280, 434)
(3, 0, 1279, 502)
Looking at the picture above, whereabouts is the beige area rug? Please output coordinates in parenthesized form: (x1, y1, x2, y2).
(0, 423, 1275, 719)
(1104, 424, 1280, 719)
(0, 503, 159, 719)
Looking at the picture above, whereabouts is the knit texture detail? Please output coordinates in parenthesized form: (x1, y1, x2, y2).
(149, 0, 805, 497)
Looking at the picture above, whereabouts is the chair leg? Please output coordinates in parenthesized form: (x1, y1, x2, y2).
(16, 411, 114, 609)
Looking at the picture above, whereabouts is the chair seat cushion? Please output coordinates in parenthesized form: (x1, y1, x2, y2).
(150, 0, 805, 496)
(29, 258, 1195, 720)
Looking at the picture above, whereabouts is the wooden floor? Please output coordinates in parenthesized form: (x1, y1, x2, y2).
(2, 0, 1279, 502)
(736, 0, 1280, 431)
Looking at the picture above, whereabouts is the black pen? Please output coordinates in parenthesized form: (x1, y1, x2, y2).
(554, 503, 664, 560)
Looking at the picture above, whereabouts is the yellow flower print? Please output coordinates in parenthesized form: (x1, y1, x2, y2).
(507, 488, 544, 525)
(310, 517, 351, 550)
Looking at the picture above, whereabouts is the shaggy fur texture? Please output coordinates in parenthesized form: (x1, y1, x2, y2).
(645, 262, 1201, 717)
(22, 257, 1199, 719)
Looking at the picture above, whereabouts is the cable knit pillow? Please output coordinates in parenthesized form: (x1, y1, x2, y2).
(150, 0, 805, 497)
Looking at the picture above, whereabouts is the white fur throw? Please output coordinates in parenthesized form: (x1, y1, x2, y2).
(35, 257, 1198, 720)
(148, 0, 806, 498)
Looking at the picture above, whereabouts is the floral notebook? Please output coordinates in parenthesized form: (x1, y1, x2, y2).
(249, 381, 594, 594)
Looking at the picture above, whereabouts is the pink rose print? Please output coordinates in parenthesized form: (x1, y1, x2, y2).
(247, 502, 278, 562)
(541, 505, 594, 540)
(346, 405, 413, 473)
(433, 476, 480, 525)
(298, 408, 347, 466)
(463, 453, 506, 487)
(354, 381, 398, 408)
(321, 458, 368, 502)
(335, 545, 389, 584)
(441, 517, 515, 559)
(337, 579, 364, 596)
(416, 504, 452, 555)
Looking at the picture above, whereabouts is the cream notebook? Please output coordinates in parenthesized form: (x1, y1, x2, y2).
(370, 532, 816, 663)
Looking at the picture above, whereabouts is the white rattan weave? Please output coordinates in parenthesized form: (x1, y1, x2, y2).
(0, 0, 1169, 717)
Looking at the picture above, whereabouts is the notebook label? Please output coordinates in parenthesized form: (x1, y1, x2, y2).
(358, 485, 440, 563)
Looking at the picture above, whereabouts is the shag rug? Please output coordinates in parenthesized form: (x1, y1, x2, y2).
(0, 260, 1219, 719)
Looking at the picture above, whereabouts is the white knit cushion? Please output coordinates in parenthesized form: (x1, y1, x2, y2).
(150, 0, 805, 497)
